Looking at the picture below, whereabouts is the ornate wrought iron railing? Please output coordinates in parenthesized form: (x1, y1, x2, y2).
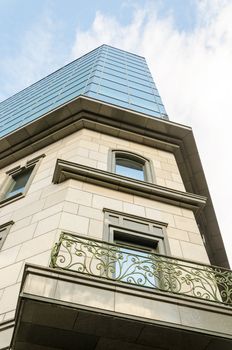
(51, 233, 232, 306)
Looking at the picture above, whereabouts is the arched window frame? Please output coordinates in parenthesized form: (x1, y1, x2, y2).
(108, 150, 155, 183)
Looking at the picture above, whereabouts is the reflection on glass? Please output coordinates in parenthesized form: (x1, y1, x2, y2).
(114, 241, 156, 288)
(4, 167, 33, 199)
(115, 157, 144, 181)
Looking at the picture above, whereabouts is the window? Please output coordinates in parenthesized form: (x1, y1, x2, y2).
(116, 157, 144, 180)
(0, 154, 45, 206)
(109, 150, 153, 182)
(3, 166, 34, 200)
(104, 210, 170, 288)
(0, 221, 14, 250)
(112, 228, 159, 287)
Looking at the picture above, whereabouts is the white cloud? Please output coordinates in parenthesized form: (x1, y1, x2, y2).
(0, 14, 66, 101)
(70, 8, 147, 58)
(1, 0, 231, 266)
(72, 0, 232, 265)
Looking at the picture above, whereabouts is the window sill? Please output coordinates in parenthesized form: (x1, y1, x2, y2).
(0, 192, 24, 207)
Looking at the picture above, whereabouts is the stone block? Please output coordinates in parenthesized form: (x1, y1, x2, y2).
(29, 176, 53, 194)
(0, 325, 13, 349)
(83, 183, 133, 202)
(79, 140, 100, 151)
(180, 241, 209, 264)
(179, 306, 232, 335)
(0, 261, 23, 289)
(169, 238, 183, 258)
(123, 203, 145, 216)
(166, 227, 189, 242)
(115, 292, 180, 324)
(165, 180, 185, 191)
(0, 283, 20, 314)
(92, 195, 123, 211)
(11, 217, 31, 232)
(188, 232, 204, 245)
(55, 280, 115, 311)
(43, 188, 68, 209)
(16, 231, 56, 261)
(3, 223, 37, 249)
(78, 206, 102, 220)
(34, 213, 61, 237)
(31, 203, 63, 223)
(63, 201, 78, 214)
(0, 246, 21, 268)
(88, 219, 103, 239)
(59, 212, 89, 234)
(12, 200, 45, 221)
(89, 151, 108, 163)
(66, 188, 92, 206)
(174, 215, 199, 233)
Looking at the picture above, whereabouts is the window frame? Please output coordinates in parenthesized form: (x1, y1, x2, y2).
(0, 154, 45, 206)
(108, 149, 155, 183)
(103, 209, 170, 288)
(111, 227, 160, 256)
(0, 221, 14, 250)
(103, 209, 170, 255)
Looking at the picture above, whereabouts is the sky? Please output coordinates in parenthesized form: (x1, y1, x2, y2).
(0, 0, 232, 266)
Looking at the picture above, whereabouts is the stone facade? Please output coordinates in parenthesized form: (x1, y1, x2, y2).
(0, 128, 209, 325)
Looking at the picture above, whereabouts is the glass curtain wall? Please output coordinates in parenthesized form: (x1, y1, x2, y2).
(0, 45, 168, 137)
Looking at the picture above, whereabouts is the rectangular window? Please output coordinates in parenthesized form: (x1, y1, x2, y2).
(104, 210, 170, 289)
(3, 166, 34, 199)
(0, 221, 14, 250)
(0, 154, 45, 206)
(112, 228, 158, 287)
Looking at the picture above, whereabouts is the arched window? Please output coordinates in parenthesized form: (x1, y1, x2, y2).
(110, 150, 153, 182)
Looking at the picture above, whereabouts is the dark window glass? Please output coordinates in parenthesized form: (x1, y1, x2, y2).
(4, 167, 33, 199)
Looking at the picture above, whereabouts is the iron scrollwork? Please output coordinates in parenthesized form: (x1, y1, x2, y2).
(50, 233, 232, 306)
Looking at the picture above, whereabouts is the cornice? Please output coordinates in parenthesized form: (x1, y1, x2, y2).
(0, 96, 229, 268)
(53, 159, 207, 212)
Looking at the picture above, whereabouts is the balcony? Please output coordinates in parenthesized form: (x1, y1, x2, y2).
(51, 233, 232, 307)
(11, 233, 232, 349)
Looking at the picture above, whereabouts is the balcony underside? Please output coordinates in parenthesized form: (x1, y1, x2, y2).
(13, 298, 232, 350)
(11, 264, 232, 350)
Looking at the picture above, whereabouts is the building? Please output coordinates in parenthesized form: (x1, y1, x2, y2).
(0, 44, 231, 349)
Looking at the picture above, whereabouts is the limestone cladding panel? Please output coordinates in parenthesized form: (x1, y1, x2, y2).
(0, 129, 185, 196)
(0, 128, 205, 319)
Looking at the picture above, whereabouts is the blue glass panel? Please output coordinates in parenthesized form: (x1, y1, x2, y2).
(130, 89, 156, 101)
(101, 72, 127, 86)
(130, 95, 159, 110)
(4, 167, 33, 199)
(114, 244, 156, 287)
(0, 45, 168, 137)
(106, 59, 124, 68)
(86, 91, 130, 109)
(129, 104, 159, 116)
(104, 63, 126, 74)
(127, 71, 150, 83)
(127, 81, 153, 93)
(99, 86, 129, 102)
(87, 82, 100, 93)
(127, 75, 152, 87)
(102, 67, 127, 79)
(154, 95, 162, 104)
(116, 157, 144, 181)
(100, 79, 128, 93)
(158, 104, 166, 114)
